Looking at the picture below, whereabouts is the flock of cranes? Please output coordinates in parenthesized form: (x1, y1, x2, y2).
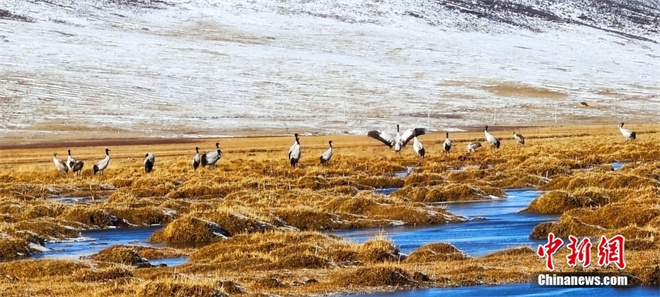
(51, 123, 637, 176)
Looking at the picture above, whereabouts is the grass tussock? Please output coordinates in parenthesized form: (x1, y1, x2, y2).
(392, 183, 503, 203)
(542, 172, 658, 191)
(338, 266, 416, 287)
(324, 193, 461, 226)
(129, 246, 191, 260)
(0, 259, 88, 278)
(14, 218, 80, 239)
(522, 190, 595, 214)
(564, 202, 660, 229)
(605, 225, 659, 251)
(513, 156, 574, 176)
(166, 181, 234, 199)
(273, 207, 344, 230)
(404, 173, 446, 187)
(530, 216, 605, 239)
(0, 236, 32, 258)
(150, 217, 228, 243)
(59, 207, 114, 227)
(188, 231, 403, 271)
(357, 237, 402, 263)
(405, 243, 469, 262)
(90, 246, 153, 267)
(137, 279, 226, 297)
(72, 265, 134, 282)
(482, 246, 536, 259)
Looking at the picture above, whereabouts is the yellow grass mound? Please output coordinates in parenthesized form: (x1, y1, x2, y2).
(137, 279, 227, 297)
(338, 267, 416, 287)
(189, 232, 403, 271)
(0, 259, 88, 279)
(522, 190, 597, 214)
(89, 246, 153, 267)
(150, 217, 229, 243)
(392, 184, 503, 202)
(72, 266, 134, 282)
(530, 216, 605, 239)
(405, 243, 469, 262)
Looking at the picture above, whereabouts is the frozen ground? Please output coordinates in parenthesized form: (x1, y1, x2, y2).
(0, 0, 659, 141)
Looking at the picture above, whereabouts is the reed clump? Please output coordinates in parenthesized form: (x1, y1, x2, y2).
(150, 217, 228, 243)
(529, 216, 605, 239)
(566, 202, 660, 229)
(72, 265, 134, 282)
(137, 279, 226, 297)
(0, 259, 88, 278)
(392, 183, 503, 203)
(13, 218, 80, 239)
(523, 190, 595, 214)
(482, 246, 536, 259)
(129, 246, 190, 260)
(405, 243, 469, 262)
(338, 266, 416, 287)
(90, 246, 153, 267)
(542, 172, 658, 191)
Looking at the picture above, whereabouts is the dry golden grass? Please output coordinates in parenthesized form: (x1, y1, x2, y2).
(0, 125, 658, 295)
(405, 243, 469, 262)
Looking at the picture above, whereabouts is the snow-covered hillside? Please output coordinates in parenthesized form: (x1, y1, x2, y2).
(0, 0, 658, 140)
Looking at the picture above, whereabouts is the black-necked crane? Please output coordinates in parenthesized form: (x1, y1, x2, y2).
(484, 125, 500, 151)
(144, 153, 155, 173)
(443, 132, 452, 156)
(289, 133, 301, 168)
(619, 123, 636, 141)
(93, 148, 110, 175)
(467, 142, 482, 154)
(201, 142, 221, 167)
(71, 160, 84, 176)
(368, 124, 426, 153)
(320, 140, 333, 165)
(53, 153, 68, 175)
(66, 149, 76, 171)
(413, 131, 425, 158)
(192, 147, 201, 170)
(513, 131, 525, 145)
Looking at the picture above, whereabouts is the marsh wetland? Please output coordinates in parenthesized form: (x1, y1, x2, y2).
(0, 125, 659, 296)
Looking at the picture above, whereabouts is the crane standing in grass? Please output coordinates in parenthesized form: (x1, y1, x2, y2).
(513, 131, 525, 145)
(71, 160, 84, 176)
(93, 148, 111, 175)
(144, 153, 155, 173)
(443, 132, 452, 156)
(66, 150, 76, 171)
(484, 125, 500, 151)
(412, 132, 425, 158)
(201, 142, 222, 167)
(320, 140, 333, 165)
(289, 133, 301, 168)
(192, 147, 201, 170)
(619, 123, 636, 141)
(53, 153, 68, 175)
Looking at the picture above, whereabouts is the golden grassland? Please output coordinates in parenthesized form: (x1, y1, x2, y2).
(0, 124, 658, 296)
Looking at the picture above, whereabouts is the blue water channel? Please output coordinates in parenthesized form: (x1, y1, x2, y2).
(32, 226, 188, 266)
(351, 283, 659, 297)
(333, 189, 555, 255)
